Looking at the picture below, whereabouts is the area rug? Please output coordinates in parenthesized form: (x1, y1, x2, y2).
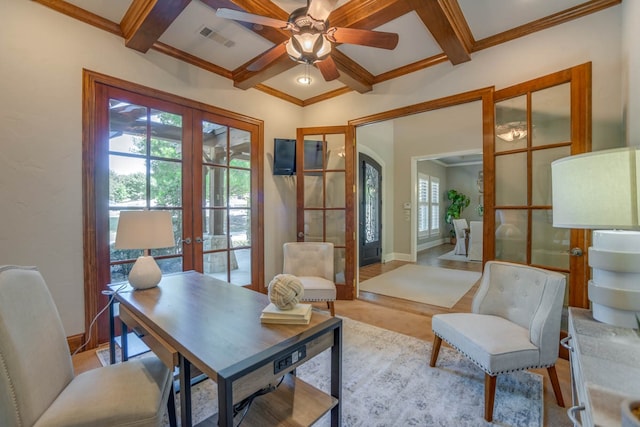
(358, 264, 481, 308)
(97, 317, 543, 426)
(437, 249, 482, 263)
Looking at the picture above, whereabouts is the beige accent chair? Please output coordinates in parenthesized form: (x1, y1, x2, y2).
(283, 242, 336, 316)
(429, 261, 565, 422)
(452, 218, 469, 255)
(0, 266, 175, 427)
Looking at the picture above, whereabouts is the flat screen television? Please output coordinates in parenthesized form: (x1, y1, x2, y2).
(273, 138, 296, 175)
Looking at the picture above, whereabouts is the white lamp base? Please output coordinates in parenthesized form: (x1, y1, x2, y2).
(588, 230, 640, 329)
(128, 256, 162, 290)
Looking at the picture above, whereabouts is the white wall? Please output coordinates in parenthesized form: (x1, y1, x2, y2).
(622, 0, 640, 146)
(0, 1, 630, 337)
(0, 1, 302, 335)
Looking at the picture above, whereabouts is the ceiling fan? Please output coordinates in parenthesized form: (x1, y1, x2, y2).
(216, 0, 399, 82)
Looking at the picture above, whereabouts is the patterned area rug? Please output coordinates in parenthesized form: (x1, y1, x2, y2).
(98, 317, 544, 426)
(359, 264, 481, 308)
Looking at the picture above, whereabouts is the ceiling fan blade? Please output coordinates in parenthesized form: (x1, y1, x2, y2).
(316, 56, 340, 81)
(329, 27, 399, 50)
(216, 8, 292, 30)
(307, 0, 339, 22)
(247, 43, 287, 72)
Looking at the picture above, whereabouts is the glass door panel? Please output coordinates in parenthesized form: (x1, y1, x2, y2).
(495, 95, 527, 152)
(495, 152, 527, 206)
(495, 209, 528, 263)
(326, 172, 345, 208)
(200, 120, 253, 286)
(532, 83, 571, 147)
(326, 134, 346, 169)
(531, 209, 569, 270)
(532, 146, 571, 206)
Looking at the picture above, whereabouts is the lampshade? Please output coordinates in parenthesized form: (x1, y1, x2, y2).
(115, 210, 174, 290)
(115, 210, 175, 250)
(286, 33, 331, 64)
(551, 146, 640, 328)
(551, 147, 640, 229)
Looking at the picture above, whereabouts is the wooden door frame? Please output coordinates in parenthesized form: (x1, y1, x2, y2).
(295, 126, 355, 300)
(82, 69, 264, 349)
(492, 62, 591, 308)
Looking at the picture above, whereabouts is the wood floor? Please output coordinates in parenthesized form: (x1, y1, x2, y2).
(72, 243, 571, 425)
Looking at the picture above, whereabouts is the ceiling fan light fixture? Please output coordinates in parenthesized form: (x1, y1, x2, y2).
(286, 32, 332, 64)
(296, 75, 312, 85)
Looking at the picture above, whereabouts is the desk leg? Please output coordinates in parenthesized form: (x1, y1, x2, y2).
(179, 355, 192, 427)
(331, 324, 343, 427)
(109, 298, 116, 364)
(121, 321, 129, 362)
(218, 376, 233, 427)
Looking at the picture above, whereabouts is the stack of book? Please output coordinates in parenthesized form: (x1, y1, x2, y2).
(260, 303, 312, 325)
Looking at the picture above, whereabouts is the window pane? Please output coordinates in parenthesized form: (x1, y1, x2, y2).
(150, 160, 181, 207)
(204, 251, 228, 280)
(495, 209, 527, 263)
(229, 128, 251, 168)
(326, 134, 345, 170)
(334, 247, 345, 285)
(203, 165, 227, 207)
(326, 172, 345, 208)
(109, 100, 147, 155)
(150, 109, 182, 160)
(230, 249, 251, 285)
(495, 95, 527, 152)
(304, 210, 324, 241)
(229, 169, 250, 201)
(156, 257, 183, 275)
(303, 139, 324, 170)
(532, 83, 571, 147)
(230, 208, 250, 248)
(110, 261, 135, 284)
(495, 153, 527, 206)
(109, 155, 146, 208)
(326, 210, 345, 246)
(531, 209, 569, 270)
(304, 174, 323, 208)
(202, 121, 227, 166)
(532, 146, 571, 206)
(203, 209, 227, 248)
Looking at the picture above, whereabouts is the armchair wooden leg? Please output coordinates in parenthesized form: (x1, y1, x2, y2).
(429, 336, 442, 367)
(547, 366, 565, 407)
(484, 374, 496, 422)
(328, 301, 335, 316)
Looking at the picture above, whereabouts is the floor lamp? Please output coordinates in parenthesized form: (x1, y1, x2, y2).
(551, 147, 640, 328)
(115, 210, 175, 290)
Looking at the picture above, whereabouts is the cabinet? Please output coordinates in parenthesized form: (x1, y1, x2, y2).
(566, 308, 640, 426)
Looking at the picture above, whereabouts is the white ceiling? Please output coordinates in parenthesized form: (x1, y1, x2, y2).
(55, 0, 614, 104)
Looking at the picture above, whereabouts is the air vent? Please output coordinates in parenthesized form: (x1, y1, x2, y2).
(197, 25, 235, 48)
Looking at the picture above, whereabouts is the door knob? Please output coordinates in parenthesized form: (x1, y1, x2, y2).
(569, 247, 583, 257)
(297, 231, 305, 239)
(195, 237, 203, 243)
(182, 237, 192, 245)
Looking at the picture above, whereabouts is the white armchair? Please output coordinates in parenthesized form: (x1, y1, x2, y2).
(283, 242, 336, 316)
(452, 218, 468, 255)
(0, 266, 175, 427)
(429, 261, 566, 422)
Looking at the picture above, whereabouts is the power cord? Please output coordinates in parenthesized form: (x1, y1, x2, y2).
(233, 375, 285, 426)
(72, 283, 128, 356)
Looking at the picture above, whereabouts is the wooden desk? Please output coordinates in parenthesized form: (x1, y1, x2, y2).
(110, 271, 342, 427)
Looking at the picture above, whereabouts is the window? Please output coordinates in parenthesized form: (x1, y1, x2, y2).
(418, 173, 440, 237)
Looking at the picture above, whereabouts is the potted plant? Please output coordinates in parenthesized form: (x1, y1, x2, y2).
(445, 189, 470, 243)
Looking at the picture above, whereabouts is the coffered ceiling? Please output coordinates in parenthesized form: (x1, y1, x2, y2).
(35, 0, 620, 106)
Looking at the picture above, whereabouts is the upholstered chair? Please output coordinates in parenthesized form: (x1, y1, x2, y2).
(0, 266, 175, 427)
(283, 242, 336, 316)
(429, 260, 566, 422)
(452, 218, 469, 255)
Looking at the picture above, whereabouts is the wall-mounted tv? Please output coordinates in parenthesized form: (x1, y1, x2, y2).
(273, 138, 296, 175)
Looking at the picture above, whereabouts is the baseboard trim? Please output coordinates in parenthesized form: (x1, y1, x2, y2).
(67, 333, 85, 354)
(417, 238, 446, 252)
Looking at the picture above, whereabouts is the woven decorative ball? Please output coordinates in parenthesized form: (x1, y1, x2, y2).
(268, 274, 304, 310)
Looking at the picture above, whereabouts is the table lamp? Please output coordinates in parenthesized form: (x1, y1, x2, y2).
(551, 146, 640, 328)
(114, 210, 175, 290)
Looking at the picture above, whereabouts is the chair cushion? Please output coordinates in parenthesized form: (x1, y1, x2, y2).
(34, 357, 172, 427)
(298, 276, 336, 301)
(432, 313, 540, 375)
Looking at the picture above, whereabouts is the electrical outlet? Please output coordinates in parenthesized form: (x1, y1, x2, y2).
(274, 345, 306, 374)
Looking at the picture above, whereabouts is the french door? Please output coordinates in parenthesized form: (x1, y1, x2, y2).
(487, 63, 591, 309)
(359, 153, 382, 266)
(296, 126, 355, 300)
(83, 71, 263, 347)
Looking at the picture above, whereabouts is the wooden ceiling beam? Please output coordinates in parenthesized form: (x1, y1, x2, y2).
(329, 0, 411, 30)
(407, 0, 471, 65)
(330, 50, 374, 93)
(121, 0, 192, 53)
